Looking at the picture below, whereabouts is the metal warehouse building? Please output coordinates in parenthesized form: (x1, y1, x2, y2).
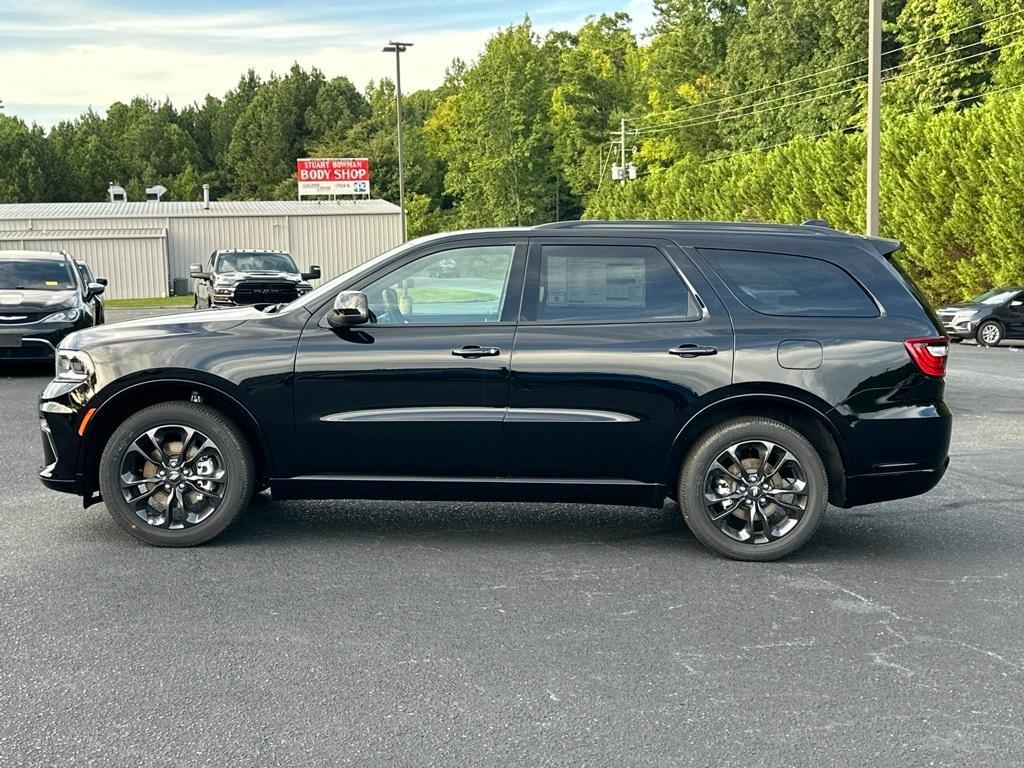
(0, 200, 403, 299)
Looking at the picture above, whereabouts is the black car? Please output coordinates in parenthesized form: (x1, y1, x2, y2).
(0, 250, 106, 361)
(74, 260, 107, 325)
(191, 249, 320, 308)
(38, 221, 952, 560)
(936, 287, 1024, 346)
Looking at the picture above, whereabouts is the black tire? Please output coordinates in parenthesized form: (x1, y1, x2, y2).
(948, 337, 962, 344)
(976, 320, 1003, 347)
(678, 417, 827, 561)
(98, 402, 255, 547)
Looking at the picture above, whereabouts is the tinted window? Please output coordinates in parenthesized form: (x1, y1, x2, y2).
(700, 249, 878, 317)
(363, 245, 516, 325)
(530, 244, 700, 323)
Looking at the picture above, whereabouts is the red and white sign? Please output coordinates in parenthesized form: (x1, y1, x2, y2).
(297, 158, 371, 196)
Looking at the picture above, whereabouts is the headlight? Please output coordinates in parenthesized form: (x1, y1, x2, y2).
(43, 308, 81, 323)
(952, 310, 981, 324)
(55, 349, 94, 381)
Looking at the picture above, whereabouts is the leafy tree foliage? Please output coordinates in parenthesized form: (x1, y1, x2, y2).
(2, 4, 1022, 299)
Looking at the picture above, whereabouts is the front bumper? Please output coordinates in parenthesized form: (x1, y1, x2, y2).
(37, 377, 93, 498)
(0, 323, 77, 360)
(938, 315, 980, 339)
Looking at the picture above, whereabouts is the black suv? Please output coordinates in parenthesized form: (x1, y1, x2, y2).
(191, 249, 320, 308)
(936, 287, 1024, 346)
(38, 222, 951, 560)
(0, 250, 106, 361)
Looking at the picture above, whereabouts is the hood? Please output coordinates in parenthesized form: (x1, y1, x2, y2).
(0, 289, 77, 312)
(936, 302, 985, 313)
(60, 305, 262, 351)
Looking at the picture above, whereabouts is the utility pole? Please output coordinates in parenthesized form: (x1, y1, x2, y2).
(866, 0, 882, 236)
(619, 118, 627, 186)
(383, 41, 413, 241)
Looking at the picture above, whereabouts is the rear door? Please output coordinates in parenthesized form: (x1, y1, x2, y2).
(505, 236, 733, 484)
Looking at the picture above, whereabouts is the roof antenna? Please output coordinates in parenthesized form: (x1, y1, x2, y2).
(801, 219, 830, 228)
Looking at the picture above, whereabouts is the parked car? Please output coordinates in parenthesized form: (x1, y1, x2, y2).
(0, 250, 105, 361)
(190, 249, 320, 308)
(74, 260, 107, 325)
(38, 221, 951, 560)
(936, 287, 1024, 346)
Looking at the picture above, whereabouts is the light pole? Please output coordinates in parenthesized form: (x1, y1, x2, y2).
(383, 41, 413, 241)
(866, 0, 881, 236)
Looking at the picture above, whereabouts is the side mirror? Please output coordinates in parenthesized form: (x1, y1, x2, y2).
(303, 265, 322, 281)
(87, 282, 106, 297)
(326, 291, 369, 328)
(96, 277, 109, 286)
(190, 263, 210, 280)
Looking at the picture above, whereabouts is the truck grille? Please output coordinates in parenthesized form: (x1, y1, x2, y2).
(232, 282, 298, 304)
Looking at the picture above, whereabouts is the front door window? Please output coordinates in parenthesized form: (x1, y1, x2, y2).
(362, 245, 516, 325)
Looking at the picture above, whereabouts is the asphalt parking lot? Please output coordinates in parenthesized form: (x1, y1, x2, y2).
(2, 310, 1023, 767)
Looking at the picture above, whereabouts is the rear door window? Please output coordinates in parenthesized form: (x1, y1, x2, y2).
(699, 249, 878, 318)
(526, 244, 700, 323)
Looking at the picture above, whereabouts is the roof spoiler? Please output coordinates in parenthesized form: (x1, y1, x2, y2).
(865, 236, 902, 258)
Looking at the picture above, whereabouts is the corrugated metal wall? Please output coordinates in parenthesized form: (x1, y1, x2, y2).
(0, 208, 402, 298)
(0, 234, 168, 300)
(287, 215, 402, 281)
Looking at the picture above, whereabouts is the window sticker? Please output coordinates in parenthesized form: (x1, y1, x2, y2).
(545, 255, 646, 307)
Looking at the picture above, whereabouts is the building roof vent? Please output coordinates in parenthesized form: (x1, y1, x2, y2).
(108, 183, 127, 203)
(145, 185, 167, 202)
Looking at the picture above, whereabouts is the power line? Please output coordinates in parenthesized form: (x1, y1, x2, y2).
(636, 26, 1020, 134)
(625, 8, 1024, 126)
(691, 81, 1024, 166)
(628, 38, 1021, 138)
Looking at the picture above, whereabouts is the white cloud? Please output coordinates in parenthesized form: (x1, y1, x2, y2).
(0, 28, 494, 116)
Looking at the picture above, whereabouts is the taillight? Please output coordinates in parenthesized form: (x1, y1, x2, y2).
(904, 337, 949, 377)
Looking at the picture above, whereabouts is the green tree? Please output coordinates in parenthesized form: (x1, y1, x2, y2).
(425, 19, 556, 227)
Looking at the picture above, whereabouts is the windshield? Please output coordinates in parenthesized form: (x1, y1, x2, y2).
(215, 252, 298, 274)
(970, 288, 1018, 305)
(0, 258, 77, 291)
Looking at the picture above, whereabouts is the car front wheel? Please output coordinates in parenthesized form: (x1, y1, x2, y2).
(98, 402, 255, 546)
(976, 320, 1003, 347)
(678, 418, 828, 561)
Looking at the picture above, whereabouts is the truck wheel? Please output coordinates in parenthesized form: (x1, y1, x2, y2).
(98, 402, 254, 547)
(976, 320, 1003, 347)
(678, 418, 827, 561)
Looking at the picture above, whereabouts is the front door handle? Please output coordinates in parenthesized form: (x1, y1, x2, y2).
(452, 345, 501, 358)
(668, 344, 718, 358)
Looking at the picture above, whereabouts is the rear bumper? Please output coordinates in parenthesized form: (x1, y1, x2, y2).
(834, 398, 952, 508)
(843, 458, 949, 507)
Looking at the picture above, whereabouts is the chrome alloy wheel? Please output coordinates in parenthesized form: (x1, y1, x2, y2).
(118, 425, 227, 529)
(980, 322, 1001, 345)
(703, 440, 809, 544)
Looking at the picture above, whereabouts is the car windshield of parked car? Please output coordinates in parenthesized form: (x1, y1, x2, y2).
(970, 288, 1018, 305)
(216, 252, 298, 274)
(0, 259, 77, 291)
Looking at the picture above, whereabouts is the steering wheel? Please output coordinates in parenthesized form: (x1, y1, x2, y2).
(382, 288, 406, 324)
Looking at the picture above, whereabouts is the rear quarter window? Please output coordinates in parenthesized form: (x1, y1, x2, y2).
(699, 249, 879, 318)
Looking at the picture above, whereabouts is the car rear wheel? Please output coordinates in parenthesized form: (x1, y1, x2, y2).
(678, 418, 827, 561)
(976, 320, 1003, 347)
(98, 402, 254, 546)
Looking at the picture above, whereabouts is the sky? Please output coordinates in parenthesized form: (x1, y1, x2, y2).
(0, 0, 654, 129)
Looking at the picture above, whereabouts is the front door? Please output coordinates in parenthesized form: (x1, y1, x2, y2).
(505, 237, 734, 484)
(293, 238, 526, 477)
(1004, 291, 1024, 337)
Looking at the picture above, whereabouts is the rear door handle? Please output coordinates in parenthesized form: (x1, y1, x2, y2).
(668, 344, 718, 358)
(452, 345, 501, 358)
